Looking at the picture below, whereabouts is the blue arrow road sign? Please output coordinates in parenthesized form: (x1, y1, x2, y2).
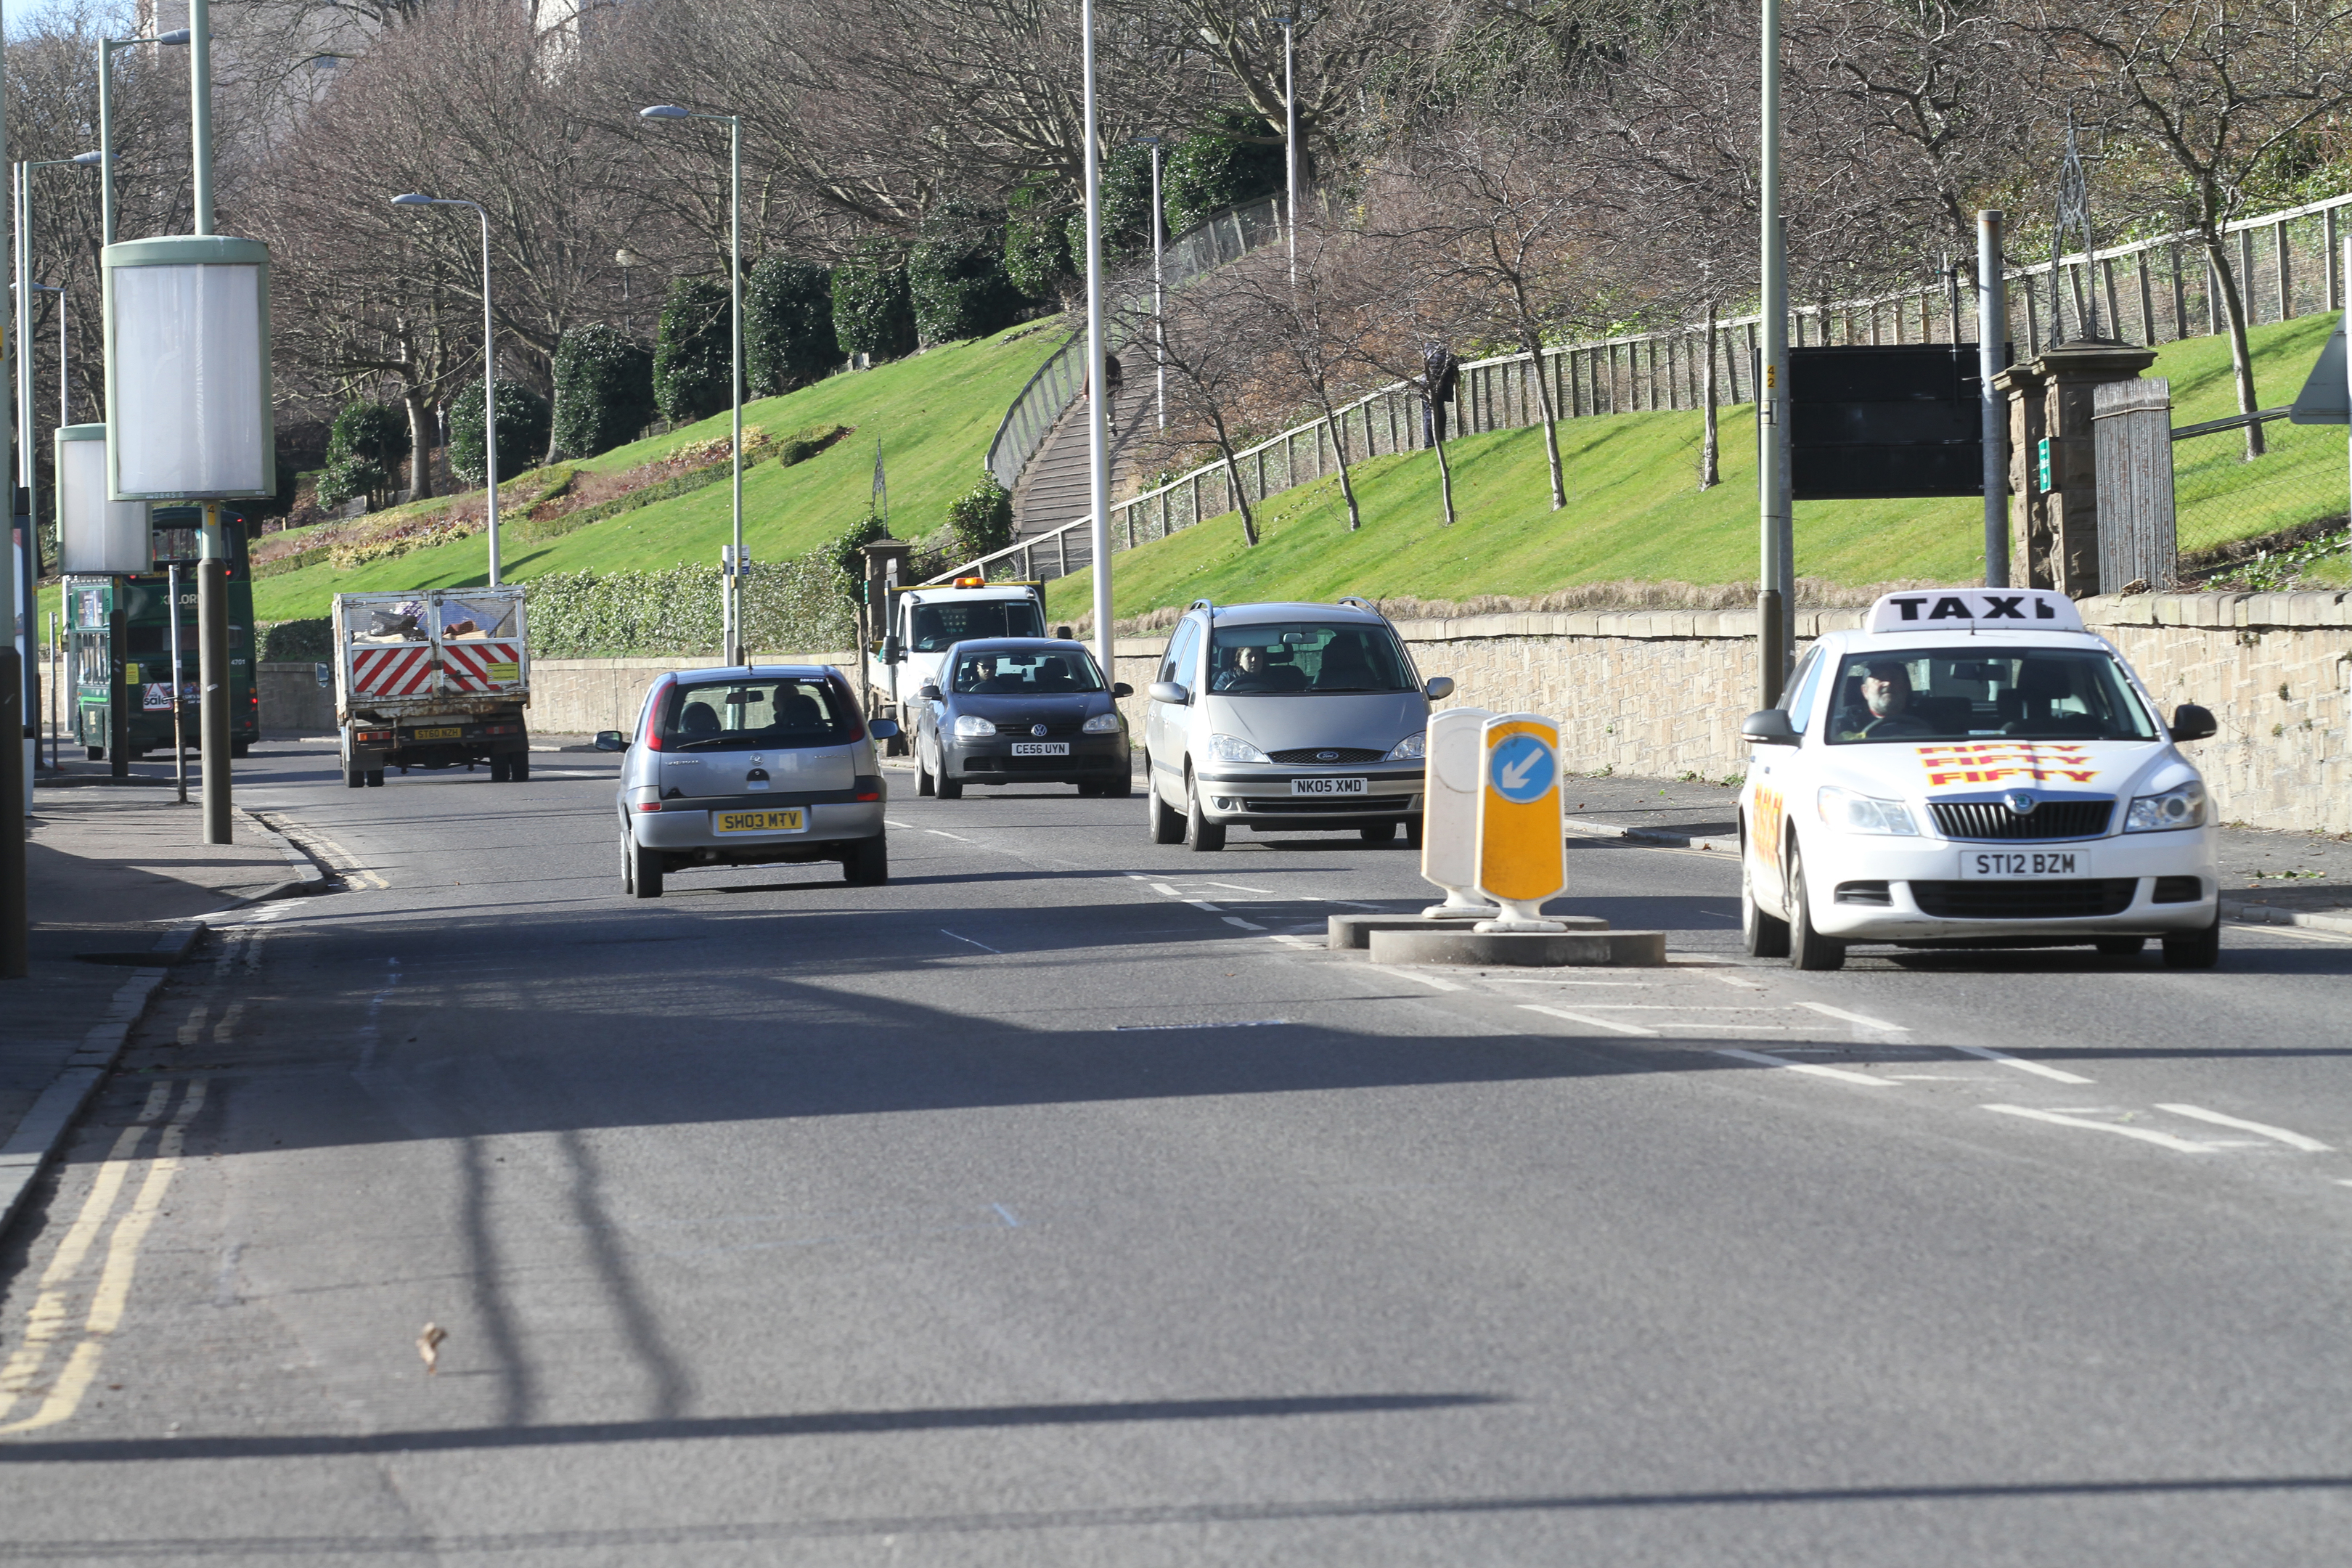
(1489, 732, 1555, 804)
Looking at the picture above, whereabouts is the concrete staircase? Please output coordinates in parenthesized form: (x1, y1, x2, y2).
(1008, 375, 1164, 580)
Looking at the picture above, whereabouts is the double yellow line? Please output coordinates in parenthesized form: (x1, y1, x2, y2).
(0, 1078, 207, 1436)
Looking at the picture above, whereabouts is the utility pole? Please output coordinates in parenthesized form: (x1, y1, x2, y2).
(1756, 0, 1792, 706)
(1979, 211, 2009, 588)
(1281, 14, 1299, 288)
(1080, 0, 1114, 687)
(2, 0, 28, 979)
(1148, 137, 1166, 431)
(192, 0, 232, 845)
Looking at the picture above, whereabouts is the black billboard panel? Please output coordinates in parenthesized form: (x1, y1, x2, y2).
(1788, 344, 2005, 501)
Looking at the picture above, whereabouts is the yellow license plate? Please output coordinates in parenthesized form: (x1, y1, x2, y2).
(714, 809, 807, 834)
(413, 726, 463, 740)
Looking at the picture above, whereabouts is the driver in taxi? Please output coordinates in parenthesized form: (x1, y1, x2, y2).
(1834, 659, 1934, 740)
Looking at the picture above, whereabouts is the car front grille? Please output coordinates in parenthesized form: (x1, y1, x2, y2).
(1239, 796, 1403, 814)
(1929, 798, 2113, 841)
(1909, 879, 2139, 919)
(1267, 746, 1386, 765)
(995, 717, 1085, 736)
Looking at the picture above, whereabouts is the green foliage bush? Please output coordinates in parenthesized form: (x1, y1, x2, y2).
(256, 618, 332, 663)
(550, 324, 656, 459)
(311, 454, 387, 511)
(330, 401, 411, 465)
(1164, 107, 1284, 234)
(653, 276, 735, 423)
(746, 256, 841, 393)
(830, 241, 917, 362)
(943, 470, 1014, 564)
(910, 199, 1024, 346)
(1003, 181, 1074, 302)
(526, 551, 855, 657)
(447, 379, 553, 487)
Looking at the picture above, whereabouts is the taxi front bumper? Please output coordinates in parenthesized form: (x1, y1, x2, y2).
(1797, 828, 2216, 941)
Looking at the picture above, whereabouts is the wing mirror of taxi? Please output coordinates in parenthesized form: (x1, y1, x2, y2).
(2168, 703, 2217, 743)
(881, 634, 903, 664)
(1148, 681, 1191, 706)
(868, 717, 902, 741)
(1424, 676, 1455, 701)
(1111, 682, 1133, 698)
(592, 730, 628, 752)
(916, 683, 942, 703)
(1741, 709, 1800, 746)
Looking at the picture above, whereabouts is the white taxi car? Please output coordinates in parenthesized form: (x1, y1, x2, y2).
(1737, 588, 2220, 971)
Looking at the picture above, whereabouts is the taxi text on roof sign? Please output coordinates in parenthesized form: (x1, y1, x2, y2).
(1863, 589, 2085, 635)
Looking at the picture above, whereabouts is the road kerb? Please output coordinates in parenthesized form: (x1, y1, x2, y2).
(1562, 816, 1740, 854)
(0, 923, 205, 1244)
(2219, 898, 2352, 937)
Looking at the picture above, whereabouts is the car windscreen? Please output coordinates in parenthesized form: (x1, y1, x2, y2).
(658, 677, 857, 751)
(951, 648, 1106, 694)
(1824, 647, 2158, 744)
(910, 599, 1042, 650)
(1208, 622, 1415, 694)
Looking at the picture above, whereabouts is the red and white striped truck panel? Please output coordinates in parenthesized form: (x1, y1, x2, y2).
(348, 640, 524, 700)
(440, 640, 524, 693)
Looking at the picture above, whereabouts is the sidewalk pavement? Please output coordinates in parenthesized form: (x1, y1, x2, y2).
(1556, 770, 2352, 934)
(1, 777, 322, 1238)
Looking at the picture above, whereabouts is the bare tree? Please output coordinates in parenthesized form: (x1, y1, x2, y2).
(1228, 224, 1387, 530)
(1132, 264, 1279, 547)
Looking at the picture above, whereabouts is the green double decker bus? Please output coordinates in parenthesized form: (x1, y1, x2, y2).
(63, 505, 261, 761)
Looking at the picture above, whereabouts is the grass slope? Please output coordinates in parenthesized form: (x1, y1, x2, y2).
(248, 322, 1057, 624)
(1047, 314, 2345, 623)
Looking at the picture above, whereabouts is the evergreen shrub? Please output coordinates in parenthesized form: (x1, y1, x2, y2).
(550, 324, 656, 459)
(746, 256, 841, 393)
(830, 242, 917, 361)
(653, 276, 735, 423)
(447, 379, 552, 487)
(1164, 107, 1284, 233)
(910, 199, 1023, 346)
(943, 470, 1013, 563)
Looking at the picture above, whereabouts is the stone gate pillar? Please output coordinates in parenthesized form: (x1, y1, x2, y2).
(1994, 342, 2159, 594)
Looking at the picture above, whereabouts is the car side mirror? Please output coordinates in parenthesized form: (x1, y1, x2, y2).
(1424, 676, 1454, 701)
(1148, 681, 1190, 706)
(882, 635, 902, 664)
(592, 730, 628, 752)
(314, 661, 332, 690)
(917, 684, 942, 703)
(2169, 703, 2217, 743)
(1111, 682, 1133, 698)
(1741, 709, 1800, 746)
(868, 717, 902, 741)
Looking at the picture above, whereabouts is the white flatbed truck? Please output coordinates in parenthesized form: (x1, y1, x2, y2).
(864, 576, 1049, 746)
(331, 586, 534, 787)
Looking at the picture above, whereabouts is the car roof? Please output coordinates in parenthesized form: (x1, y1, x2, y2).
(1823, 629, 2112, 654)
(1206, 600, 1385, 627)
(946, 637, 1095, 656)
(672, 664, 838, 683)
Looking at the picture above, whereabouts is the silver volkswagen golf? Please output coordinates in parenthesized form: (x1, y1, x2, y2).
(1141, 597, 1450, 852)
(595, 666, 899, 897)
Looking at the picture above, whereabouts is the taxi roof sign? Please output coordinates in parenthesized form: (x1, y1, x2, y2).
(1864, 589, 2084, 635)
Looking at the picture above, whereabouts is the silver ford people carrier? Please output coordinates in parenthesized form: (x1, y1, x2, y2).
(1142, 598, 1451, 852)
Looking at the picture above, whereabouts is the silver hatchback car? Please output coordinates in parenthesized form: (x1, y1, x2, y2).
(595, 665, 899, 897)
(1141, 597, 1450, 852)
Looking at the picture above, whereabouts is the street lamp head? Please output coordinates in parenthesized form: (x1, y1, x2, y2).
(156, 28, 191, 44)
(616, 248, 642, 268)
(390, 193, 437, 206)
(640, 105, 690, 120)
(72, 151, 104, 167)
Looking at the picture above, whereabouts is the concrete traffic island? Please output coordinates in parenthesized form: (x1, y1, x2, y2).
(1327, 912, 1606, 950)
(1366, 925, 1668, 967)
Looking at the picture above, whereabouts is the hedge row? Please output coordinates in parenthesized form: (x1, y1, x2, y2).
(526, 555, 854, 657)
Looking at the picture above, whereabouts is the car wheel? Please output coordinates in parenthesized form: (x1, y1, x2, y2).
(1183, 769, 1225, 852)
(1359, 822, 1397, 844)
(916, 744, 936, 797)
(936, 769, 963, 800)
(2095, 936, 2146, 957)
(347, 767, 366, 789)
(1146, 756, 1185, 844)
(1786, 844, 1845, 971)
(230, 739, 250, 759)
(1101, 772, 1132, 800)
(510, 751, 531, 783)
(1403, 817, 1424, 851)
(619, 826, 636, 894)
(1741, 849, 1790, 958)
(843, 833, 889, 886)
(365, 769, 385, 788)
(2161, 915, 2221, 970)
(629, 831, 664, 898)
(489, 755, 511, 783)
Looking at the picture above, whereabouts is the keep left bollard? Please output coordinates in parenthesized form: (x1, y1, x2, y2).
(1474, 713, 1567, 933)
(1419, 706, 1498, 917)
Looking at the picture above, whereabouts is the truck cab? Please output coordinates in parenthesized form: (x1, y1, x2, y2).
(865, 576, 1048, 743)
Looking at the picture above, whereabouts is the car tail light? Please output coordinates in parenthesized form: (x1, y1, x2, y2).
(854, 774, 883, 801)
(636, 801, 661, 813)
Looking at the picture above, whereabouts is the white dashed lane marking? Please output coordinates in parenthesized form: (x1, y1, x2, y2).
(1983, 1104, 2217, 1153)
(2156, 1103, 2332, 1152)
(1715, 1049, 1900, 1087)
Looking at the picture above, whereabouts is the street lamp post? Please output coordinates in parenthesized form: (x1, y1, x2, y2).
(1079, 0, 1114, 685)
(640, 105, 746, 666)
(1756, 0, 1792, 706)
(391, 193, 501, 586)
(1278, 14, 1299, 287)
(99, 28, 191, 246)
(1140, 136, 1166, 431)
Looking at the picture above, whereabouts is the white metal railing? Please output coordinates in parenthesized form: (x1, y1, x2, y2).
(936, 188, 2352, 587)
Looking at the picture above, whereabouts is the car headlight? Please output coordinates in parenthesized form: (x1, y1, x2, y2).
(2126, 779, 2205, 832)
(952, 714, 997, 738)
(1082, 711, 1122, 735)
(1206, 732, 1270, 764)
(1818, 785, 1918, 836)
(1384, 730, 1426, 761)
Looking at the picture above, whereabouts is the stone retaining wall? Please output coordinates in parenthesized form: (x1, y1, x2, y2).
(261, 591, 2352, 833)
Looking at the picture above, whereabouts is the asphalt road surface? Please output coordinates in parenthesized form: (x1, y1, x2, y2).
(4, 736, 2351, 1566)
